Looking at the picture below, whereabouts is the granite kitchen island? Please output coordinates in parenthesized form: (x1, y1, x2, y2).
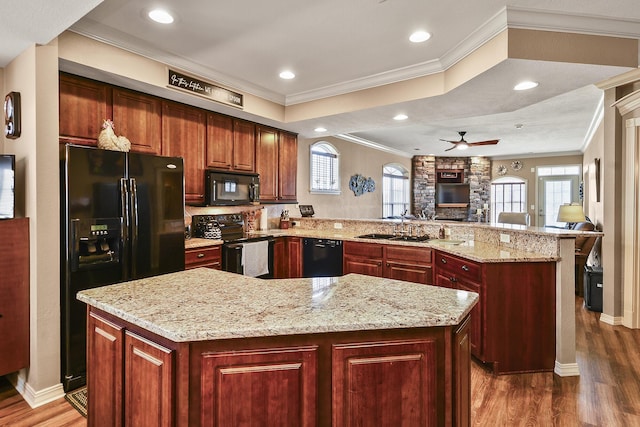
(78, 268, 477, 426)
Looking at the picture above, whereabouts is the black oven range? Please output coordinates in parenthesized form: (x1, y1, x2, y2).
(191, 214, 274, 278)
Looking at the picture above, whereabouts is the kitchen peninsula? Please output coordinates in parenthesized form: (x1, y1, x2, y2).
(78, 268, 477, 426)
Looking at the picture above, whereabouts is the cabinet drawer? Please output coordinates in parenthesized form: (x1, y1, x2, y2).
(386, 245, 432, 265)
(185, 245, 221, 269)
(436, 252, 481, 282)
(343, 241, 384, 258)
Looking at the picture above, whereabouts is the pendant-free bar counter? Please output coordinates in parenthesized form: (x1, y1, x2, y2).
(78, 268, 477, 426)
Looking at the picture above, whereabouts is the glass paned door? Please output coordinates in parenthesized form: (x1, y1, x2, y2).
(538, 176, 580, 227)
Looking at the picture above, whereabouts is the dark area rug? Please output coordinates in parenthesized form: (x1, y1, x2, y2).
(65, 386, 87, 418)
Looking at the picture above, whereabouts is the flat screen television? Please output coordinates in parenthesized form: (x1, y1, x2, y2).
(0, 154, 15, 219)
(436, 183, 469, 206)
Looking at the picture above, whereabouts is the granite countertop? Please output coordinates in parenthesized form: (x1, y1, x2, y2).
(77, 268, 478, 343)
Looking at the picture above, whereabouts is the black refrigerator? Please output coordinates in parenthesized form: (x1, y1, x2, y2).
(60, 144, 185, 392)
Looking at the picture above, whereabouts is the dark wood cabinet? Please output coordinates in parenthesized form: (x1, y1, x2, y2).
(59, 73, 111, 146)
(124, 332, 174, 427)
(434, 250, 556, 374)
(343, 241, 433, 285)
(278, 131, 298, 201)
(274, 237, 302, 278)
(112, 88, 162, 154)
(185, 245, 221, 270)
(255, 125, 279, 202)
(453, 316, 471, 427)
(87, 312, 124, 427)
(162, 101, 206, 204)
(0, 218, 29, 376)
(206, 115, 255, 172)
(201, 346, 317, 426)
(332, 339, 439, 426)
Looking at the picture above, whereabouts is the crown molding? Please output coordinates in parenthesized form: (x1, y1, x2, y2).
(334, 134, 413, 158)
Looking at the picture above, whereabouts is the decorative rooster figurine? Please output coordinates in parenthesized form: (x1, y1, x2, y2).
(98, 119, 131, 152)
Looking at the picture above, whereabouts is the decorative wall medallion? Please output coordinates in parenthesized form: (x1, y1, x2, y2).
(4, 92, 21, 139)
(511, 160, 523, 171)
(349, 174, 375, 196)
(497, 165, 507, 176)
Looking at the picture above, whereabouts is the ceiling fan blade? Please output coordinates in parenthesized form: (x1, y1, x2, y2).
(439, 139, 459, 144)
(468, 139, 499, 146)
(444, 145, 457, 152)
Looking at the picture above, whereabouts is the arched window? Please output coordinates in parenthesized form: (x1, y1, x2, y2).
(382, 164, 409, 218)
(310, 142, 340, 193)
(491, 176, 526, 223)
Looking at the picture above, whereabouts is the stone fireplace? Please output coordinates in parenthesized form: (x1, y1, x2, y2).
(412, 156, 491, 221)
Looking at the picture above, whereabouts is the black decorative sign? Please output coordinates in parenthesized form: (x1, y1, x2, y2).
(168, 69, 243, 108)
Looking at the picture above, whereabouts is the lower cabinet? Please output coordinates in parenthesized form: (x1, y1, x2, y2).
(87, 307, 471, 426)
(434, 250, 556, 374)
(274, 237, 302, 278)
(185, 245, 222, 270)
(343, 241, 433, 284)
(88, 312, 175, 427)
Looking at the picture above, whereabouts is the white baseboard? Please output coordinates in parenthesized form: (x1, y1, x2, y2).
(600, 313, 624, 326)
(9, 374, 65, 409)
(554, 361, 580, 377)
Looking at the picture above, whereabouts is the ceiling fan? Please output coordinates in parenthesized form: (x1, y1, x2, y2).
(440, 131, 499, 152)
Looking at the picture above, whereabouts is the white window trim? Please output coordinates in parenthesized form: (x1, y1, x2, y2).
(309, 141, 341, 195)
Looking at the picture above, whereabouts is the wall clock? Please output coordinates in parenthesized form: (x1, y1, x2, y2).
(511, 160, 523, 171)
(4, 92, 21, 139)
(497, 165, 507, 176)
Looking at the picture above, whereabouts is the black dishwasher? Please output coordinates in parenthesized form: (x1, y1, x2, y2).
(302, 238, 343, 277)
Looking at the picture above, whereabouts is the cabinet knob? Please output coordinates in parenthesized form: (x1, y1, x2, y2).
(0, 313, 3, 318)
(441, 258, 447, 264)
(461, 265, 469, 271)
(378, 262, 382, 266)
(450, 277, 457, 283)
(197, 253, 205, 258)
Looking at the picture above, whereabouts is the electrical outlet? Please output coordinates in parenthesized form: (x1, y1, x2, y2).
(334, 222, 343, 229)
(500, 233, 510, 243)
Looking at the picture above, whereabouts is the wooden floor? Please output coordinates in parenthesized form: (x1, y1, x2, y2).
(1, 297, 639, 426)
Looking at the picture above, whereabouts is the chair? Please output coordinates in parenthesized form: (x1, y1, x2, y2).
(497, 212, 530, 226)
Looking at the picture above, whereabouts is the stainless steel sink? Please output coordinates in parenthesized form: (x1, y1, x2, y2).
(427, 239, 465, 245)
(389, 235, 431, 242)
(356, 233, 396, 239)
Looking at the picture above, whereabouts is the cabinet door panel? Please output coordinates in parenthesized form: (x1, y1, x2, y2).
(343, 241, 384, 258)
(278, 131, 297, 201)
(333, 340, 438, 427)
(87, 313, 124, 427)
(0, 219, 29, 376)
(287, 237, 303, 278)
(386, 262, 432, 284)
(162, 101, 206, 204)
(232, 119, 256, 171)
(201, 346, 317, 427)
(112, 88, 161, 154)
(185, 246, 221, 270)
(59, 74, 110, 145)
(343, 256, 383, 277)
(255, 125, 278, 201)
(206, 113, 233, 170)
(124, 332, 174, 427)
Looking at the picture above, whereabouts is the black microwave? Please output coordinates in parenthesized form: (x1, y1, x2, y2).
(205, 170, 260, 206)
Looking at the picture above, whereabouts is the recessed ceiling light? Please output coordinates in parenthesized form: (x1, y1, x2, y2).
(148, 9, 174, 24)
(514, 81, 538, 91)
(279, 70, 295, 80)
(314, 127, 327, 132)
(393, 114, 408, 121)
(515, 123, 524, 129)
(409, 31, 431, 43)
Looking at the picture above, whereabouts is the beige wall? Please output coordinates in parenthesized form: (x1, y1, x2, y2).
(490, 154, 583, 226)
(3, 41, 62, 402)
(296, 136, 411, 219)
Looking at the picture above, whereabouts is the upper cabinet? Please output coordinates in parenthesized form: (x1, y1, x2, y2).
(59, 73, 111, 145)
(256, 126, 298, 203)
(162, 101, 206, 204)
(206, 113, 233, 170)
(232, 119, 256, 172)
(112, 88, 162, 155)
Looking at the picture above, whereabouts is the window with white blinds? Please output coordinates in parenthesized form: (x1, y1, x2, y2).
(310, 142, 340, 194)
(491, 177, 526, 222)
(382, 164, 409, 218)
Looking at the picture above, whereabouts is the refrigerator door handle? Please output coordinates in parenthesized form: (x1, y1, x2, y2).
(120, 178, 130, 279)
(130, 177, 139, 278)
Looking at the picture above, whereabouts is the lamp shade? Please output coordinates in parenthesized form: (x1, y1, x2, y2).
(556, 203, 586, 223)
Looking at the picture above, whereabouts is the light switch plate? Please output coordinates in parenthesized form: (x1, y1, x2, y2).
(500, 233, 511, 243)
(334, 222, 343, 229)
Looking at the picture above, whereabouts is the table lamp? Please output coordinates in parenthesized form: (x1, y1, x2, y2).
(557, 203, 586, 229)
